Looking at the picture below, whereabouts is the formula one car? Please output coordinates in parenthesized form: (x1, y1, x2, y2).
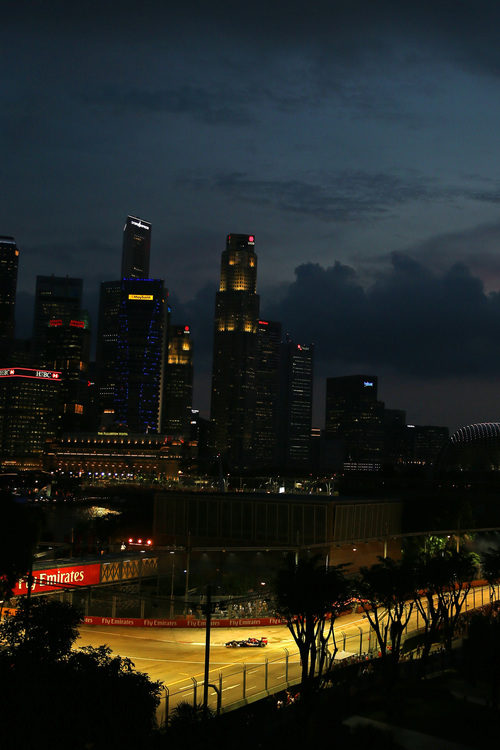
(225, 637, 268, 648)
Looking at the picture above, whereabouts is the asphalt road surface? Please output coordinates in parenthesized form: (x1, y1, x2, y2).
(76, 584, 492, 718)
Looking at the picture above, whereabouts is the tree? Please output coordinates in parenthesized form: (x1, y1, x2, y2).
(481, 547, 500, 606)
(274, 555, 351, 690)
(0, 493, 40, 606)
(0, 597, 162, 749)
(423, 550, 478, 653)
(0, 595, 81, 661)
(356, 557, 417, 675)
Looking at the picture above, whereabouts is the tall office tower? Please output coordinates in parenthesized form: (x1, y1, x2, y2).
(161, 324, 193, 437)
(96, 280, 121, 421)
(325, 375, 385, 468)
(0, 366, 61, 464)
(278, 339, 314, 470)
(32, 276, 83, 361)
(0, 237, 19, 358)
(210, 233, 260, 469)
(115, 278, 167, 433)
(253, 319, 282, 468)
(42, 313, 91, 432)
(121, 215, 151, 279)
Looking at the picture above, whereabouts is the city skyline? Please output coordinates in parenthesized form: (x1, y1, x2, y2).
(5, 1, 500, 430)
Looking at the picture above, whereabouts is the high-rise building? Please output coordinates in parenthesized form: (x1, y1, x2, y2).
(0, 236, 19, 358)
(115, 278, 167, 433)
(210, 233, 260, 469)
(121, 215, 151, 279)
(0, 366, 61, 464)
(253, 319, 282, 468)
(162, 324, 193, 437)
(325, 375, 384, 468)
(96, 280, 121, 421)
(42, 313, 91, 432)
(278, 339, 314, 469)
(32, 276, 83, 361)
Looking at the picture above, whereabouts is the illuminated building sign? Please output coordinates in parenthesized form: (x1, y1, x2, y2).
(128, 294, 154, 301)
(0, 367, 61, 380)
(13, 563, 101, 596)
(363, 381, 374, 387)
(49, 319, 62, 327)
(130, 219, 150, 230)
(248, 235, 255, 243)
(258, 320, 269, 325)
(70, 319, 85, 328)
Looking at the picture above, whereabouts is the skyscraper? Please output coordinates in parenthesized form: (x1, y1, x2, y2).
(115, 278, 167, 433)
(325, 375, 384, 468)
(210, 233, 260, 469)
(96, 280, 121, 420)
(121, 215, 151, 279)
(278, 339, 314, 469)
(32, 276, 83, 361)
(0, 236, 19, 358)
(253, 319, 282, 468)
(0, 366, 61, 463)
(43, 313, 91, 432)
(162, 324, 193, 437)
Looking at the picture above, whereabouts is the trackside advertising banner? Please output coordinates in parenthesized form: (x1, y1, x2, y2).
(14, 563, 101, 596)
(83, 616, 286, 628)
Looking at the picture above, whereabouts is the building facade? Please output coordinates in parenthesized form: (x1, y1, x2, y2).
(96, 280, 122, 423)
(253, 319, 282, 468)
(115, 278, 167, 433)
(279, 339, 314, 470)
(325, 375, 385, 469)
(0, 236, 19, 358)
(121, 215, 151, 279)
(210, 234, 260, 469)
(161, 324, 193, 437)
(0, 366, 61, 465)
(32, 276, 83, 362)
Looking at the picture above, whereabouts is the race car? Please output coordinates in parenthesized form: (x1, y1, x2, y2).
(225, 636, 268, 648)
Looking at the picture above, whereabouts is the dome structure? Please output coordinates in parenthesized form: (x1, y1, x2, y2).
(440, 422, 500, 473)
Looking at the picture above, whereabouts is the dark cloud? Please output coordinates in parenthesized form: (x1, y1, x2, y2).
(263, 253, 500, 378)
(181, 170, 438, 223)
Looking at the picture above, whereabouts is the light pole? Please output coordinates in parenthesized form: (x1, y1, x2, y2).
(169, 551, 175, 617)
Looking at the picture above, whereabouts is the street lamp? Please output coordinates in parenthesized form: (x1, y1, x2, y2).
(170, 551, 175, 617)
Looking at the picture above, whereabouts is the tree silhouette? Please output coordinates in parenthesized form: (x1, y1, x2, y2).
(274, 555, 351, 690)
(356, 557, 416, 676)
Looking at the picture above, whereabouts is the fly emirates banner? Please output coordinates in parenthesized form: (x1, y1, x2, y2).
(13, 563, 101, 595)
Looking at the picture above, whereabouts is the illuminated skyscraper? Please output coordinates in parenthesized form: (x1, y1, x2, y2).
(115, 278, 167, 433)
(121, 215, 151, 279)
(0, 367, 61, 462)
(162, 324, 193, 437)
(210, 233, 260, 468)
(0, 236, 19, 357)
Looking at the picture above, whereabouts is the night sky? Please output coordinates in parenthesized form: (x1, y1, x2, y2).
(4, 0, 500, 430)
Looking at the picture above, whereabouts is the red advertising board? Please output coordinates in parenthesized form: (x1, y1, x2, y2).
(14, 563, 101, 596)
(83, 616, 286, 628)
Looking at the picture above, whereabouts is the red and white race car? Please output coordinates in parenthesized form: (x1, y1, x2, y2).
(225, 636, 268, 648)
